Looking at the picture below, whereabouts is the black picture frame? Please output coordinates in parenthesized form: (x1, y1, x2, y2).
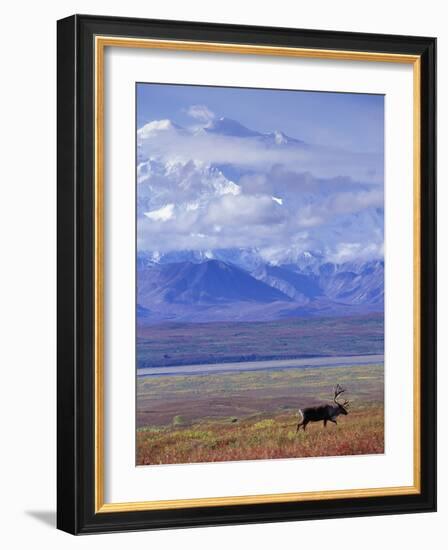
(57, 14, 436, 535)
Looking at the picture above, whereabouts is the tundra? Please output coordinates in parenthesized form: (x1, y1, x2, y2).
(296, 384, 350, 432)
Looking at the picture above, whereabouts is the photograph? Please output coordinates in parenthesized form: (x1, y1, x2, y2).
(135, 83, 385, 466)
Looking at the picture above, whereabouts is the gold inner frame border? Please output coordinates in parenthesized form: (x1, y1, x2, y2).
(94, 36, 421, 513)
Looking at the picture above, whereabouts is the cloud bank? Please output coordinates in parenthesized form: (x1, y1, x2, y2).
(136, 108, 384, 264)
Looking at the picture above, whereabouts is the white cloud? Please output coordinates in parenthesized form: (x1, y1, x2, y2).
(144, 203, 175, 222)
(206, 194, 285, 226)
(137, 122, 383, 184)
(186, 104, 215, 122)
(136, 117, 384, 262)
(185, 201, 199, 211)
(295, 189, 383, 228)
(327, 242, 384, 263)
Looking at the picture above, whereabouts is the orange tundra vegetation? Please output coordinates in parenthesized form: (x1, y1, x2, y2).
(137, 406, 384, 465)
(136, 363, 384, 465)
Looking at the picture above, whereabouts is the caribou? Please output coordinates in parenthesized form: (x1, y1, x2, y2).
(296, 384, 350, 432)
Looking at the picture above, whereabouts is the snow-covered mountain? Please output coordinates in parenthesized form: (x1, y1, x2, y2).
(136, 114, 383, 265)
(135, 112, 384, 323)
(203, 117, 262, 138)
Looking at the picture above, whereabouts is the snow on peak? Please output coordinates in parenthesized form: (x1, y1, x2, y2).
(273, 131, 288, 145)
(217, 179, 240, 196)
(204, 117, 261, 138)
(271, 196, 283, 205)
(138, 119, 181, 138)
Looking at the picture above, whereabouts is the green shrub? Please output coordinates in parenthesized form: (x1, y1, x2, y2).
(172, 415, 187, 426)
(253, 419, 275, 430)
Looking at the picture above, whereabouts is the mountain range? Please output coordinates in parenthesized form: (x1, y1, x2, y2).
(137, 252, 383, 324)
(136, 113, 384, 324)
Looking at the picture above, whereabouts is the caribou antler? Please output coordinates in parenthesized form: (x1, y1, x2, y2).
(333, 384, 348, 406)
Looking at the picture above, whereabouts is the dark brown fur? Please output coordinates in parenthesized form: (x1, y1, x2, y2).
(296, 385, 349, 432)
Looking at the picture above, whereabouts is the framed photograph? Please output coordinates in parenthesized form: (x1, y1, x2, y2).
(57, 14, 436, 534)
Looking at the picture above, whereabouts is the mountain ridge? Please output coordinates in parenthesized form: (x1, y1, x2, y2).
(138, 259, 291, 306)
(137, 256, 383, 324)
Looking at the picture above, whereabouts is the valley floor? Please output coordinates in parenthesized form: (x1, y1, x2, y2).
(137, 313, 384, 369)
(136, 362, 384, 465)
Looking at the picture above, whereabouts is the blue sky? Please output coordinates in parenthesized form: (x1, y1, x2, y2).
(137, 83, 384, 154)
(136, 83, 384, 263)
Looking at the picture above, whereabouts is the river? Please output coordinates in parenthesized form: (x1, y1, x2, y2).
(137, 354, 384, 377)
